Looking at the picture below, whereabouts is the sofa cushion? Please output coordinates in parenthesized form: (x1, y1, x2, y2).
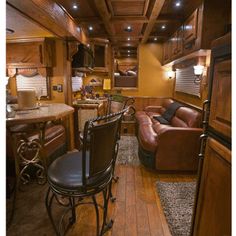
(171, 107, 201, 128)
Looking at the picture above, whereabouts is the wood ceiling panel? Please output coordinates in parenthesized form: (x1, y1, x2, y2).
(160, 0, 203, 18)
(6, 4, 54, 39)
(111, 1, 146, 16)
(56, 0, 97, 18)
(113, 23, 143, 36)
(150, 21, 181, 37)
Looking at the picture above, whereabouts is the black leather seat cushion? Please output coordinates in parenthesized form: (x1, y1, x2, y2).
(47, 151, 89, 190)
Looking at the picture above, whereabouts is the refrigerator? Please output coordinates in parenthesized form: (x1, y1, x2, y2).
(191, 32, 231, 236)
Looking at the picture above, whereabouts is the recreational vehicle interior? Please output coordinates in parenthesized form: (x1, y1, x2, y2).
(6, 0, 231, 235)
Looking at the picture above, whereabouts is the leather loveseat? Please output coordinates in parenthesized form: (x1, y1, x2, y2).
(135, 98, 202, 171)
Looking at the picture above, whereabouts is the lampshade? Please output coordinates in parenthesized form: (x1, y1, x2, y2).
(167, 70, 175, 79)
(103, 78, 111, 90)
(193, 65, 204, 76)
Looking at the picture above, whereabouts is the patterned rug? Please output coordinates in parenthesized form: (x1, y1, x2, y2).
(116, 136, 139, 165)
(156, 181, 196, 236)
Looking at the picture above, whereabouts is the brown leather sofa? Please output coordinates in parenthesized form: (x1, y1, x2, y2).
(135, 98, 202, 171)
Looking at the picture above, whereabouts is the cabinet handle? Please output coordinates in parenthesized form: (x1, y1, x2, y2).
(198, 133, 208, 160)
(202, 100, 210, 130)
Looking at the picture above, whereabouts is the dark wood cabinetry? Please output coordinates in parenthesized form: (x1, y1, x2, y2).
(208, 59, 231, 139)
(193, 138, 231, 236)
(172, 26, 183, 59)
(163, 0, 230, 65)
(192, 33, 231, 236)
(6, 38, 54, 68)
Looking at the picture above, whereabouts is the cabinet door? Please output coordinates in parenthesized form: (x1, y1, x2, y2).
(209, 59, 231, 139)
(7, 42, 44, 67)
(176, 26, 183, 56)
(172, 26, 183, 59)
(6, 39, 53, 68)
(193, 137, 231, 236)
(163, 39, 172, 64)
(184, 8, 198, 44)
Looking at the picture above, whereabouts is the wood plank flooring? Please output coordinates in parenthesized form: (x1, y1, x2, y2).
(68, 164, 196, 236)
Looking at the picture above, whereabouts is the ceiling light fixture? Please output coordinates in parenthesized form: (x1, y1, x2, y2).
(127, 37, 130, 41)
(128, 50, 130, 53)
(154, 37, 157, 41)
(125, 25, 132, 32)
(161, 25, 166, 29)
(175, 1, 181, 7)
(88, 26, 93, 31)
(72, 4, 78, 9)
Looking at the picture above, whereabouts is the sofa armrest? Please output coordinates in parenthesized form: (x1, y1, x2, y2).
(144, 106, 162, 113)
(155, 127, 203, 171)
(156, 126, 203, 146)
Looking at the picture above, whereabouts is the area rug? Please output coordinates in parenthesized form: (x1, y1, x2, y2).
(156, 181, 196, 236)
(116, 136, 139, 165)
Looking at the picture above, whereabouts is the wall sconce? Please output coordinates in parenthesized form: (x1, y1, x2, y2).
(193, 65, 204, 84)
(167, 70, 175, 80)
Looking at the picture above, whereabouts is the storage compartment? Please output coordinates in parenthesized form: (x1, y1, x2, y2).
(6, 38, 54, 68)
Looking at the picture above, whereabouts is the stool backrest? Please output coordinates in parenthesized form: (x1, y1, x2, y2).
(82, 108, 128, 186)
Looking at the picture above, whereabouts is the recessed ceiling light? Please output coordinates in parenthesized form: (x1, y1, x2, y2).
(175, 1, 181, 7)
(128, 50, 130, 53)
(127, 37, 130, 41)
(72, 4, 78, 9)
(87, 44, 90, 47)
(88, 26, 93, 31)
(128, 54, 130, 57)
(161, 25, 166, 29)
(124, 25, 132, 32)
(154, 37, 157, 41)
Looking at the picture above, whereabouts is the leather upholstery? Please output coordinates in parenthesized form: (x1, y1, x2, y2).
(135, 98, 202, 171)
(48, 151, 89, 190)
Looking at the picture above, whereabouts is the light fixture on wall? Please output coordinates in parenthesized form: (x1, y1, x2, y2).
(167, 70, 175, 80)
(193, 65, 204, 84)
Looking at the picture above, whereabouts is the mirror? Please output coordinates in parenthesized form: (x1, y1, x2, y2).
(113, 48, 138, 89)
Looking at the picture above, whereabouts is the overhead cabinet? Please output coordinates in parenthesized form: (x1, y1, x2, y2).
(162, 0, 230, 65)
(7, 38, 54, 68)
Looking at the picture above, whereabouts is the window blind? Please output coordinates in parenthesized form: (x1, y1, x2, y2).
(175, 66, 200, 97)
(16, 74, 48, 96)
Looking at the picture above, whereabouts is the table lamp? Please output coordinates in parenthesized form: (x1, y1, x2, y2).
(103, 78, 111, 97)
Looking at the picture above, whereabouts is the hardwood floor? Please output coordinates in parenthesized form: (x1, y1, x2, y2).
(68, 164, 196, 236)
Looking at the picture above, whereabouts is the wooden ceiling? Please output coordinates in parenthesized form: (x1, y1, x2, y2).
(55, 0, 203, 58)
(6, 0, 203, 58)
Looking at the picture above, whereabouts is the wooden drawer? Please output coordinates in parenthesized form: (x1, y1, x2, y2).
(121, 121, 136, 136)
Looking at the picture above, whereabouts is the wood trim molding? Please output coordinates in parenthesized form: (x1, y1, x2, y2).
(7, 0, 88, 44)
(141, 0, 165, 44)
(94, 0, 116, 44)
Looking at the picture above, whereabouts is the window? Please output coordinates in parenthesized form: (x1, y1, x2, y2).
(175, 66, 200, 97)
(16, 74, 49, 97)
